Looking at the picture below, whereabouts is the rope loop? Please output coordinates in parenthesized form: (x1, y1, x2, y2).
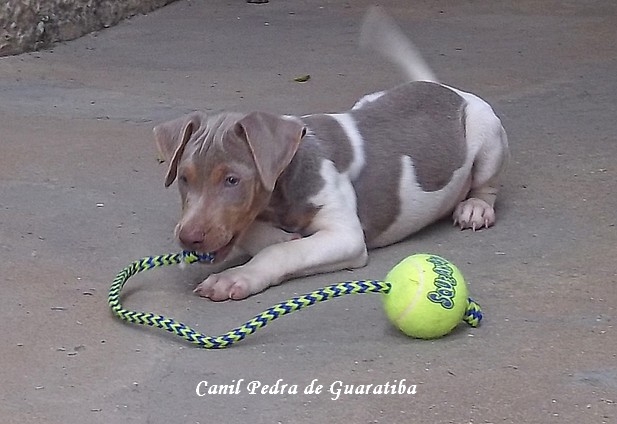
(109, 251, 482, 348)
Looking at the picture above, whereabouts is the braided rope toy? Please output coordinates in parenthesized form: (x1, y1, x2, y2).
(109, 251, 483, 349)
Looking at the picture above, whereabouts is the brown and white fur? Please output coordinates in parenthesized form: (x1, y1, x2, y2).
(153, 8, 509, 301)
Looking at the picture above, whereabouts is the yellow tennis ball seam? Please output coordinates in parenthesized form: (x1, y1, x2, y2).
(394, 260, 426, 325)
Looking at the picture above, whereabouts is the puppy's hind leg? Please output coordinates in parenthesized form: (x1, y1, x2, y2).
(453, 98, 509, 231)
(453, 179, 500, 231)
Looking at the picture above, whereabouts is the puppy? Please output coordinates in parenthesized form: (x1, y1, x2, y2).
(153, 8, 509, 301)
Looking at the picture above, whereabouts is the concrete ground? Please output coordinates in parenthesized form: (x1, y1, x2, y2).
(1, 0, 616, 423)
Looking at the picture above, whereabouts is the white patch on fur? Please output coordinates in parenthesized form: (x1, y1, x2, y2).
(300, 160, 367, 269)
(327, 113, 366, 180)
(352, 91, 386, 110)
(369, 155, 472, 248)
(440, 84, 509, 186)
(309, 161, 361, 231)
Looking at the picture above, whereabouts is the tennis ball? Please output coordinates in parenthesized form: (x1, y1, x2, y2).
(383, 254, 468, 339)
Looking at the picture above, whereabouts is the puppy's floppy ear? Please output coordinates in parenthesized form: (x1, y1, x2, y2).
(153, 112, 203, 187)
(233, 112, 305, 192)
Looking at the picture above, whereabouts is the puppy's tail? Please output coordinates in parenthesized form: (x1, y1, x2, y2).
(360, 7, 438, 83)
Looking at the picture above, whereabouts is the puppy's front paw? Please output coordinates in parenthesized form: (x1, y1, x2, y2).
(193, 268, 260, 301)
(452, 198, 495, 231)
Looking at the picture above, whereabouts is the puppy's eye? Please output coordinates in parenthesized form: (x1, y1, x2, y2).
(225, 175, 240, 187)
(178, 174, 188, 184)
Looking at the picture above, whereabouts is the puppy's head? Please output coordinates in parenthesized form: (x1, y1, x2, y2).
(153, 111, 305, 260)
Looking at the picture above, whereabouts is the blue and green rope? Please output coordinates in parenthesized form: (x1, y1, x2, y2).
(108, 251, 482, 349)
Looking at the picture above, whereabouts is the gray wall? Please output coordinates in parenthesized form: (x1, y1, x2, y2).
(1, 0, 177, 56)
